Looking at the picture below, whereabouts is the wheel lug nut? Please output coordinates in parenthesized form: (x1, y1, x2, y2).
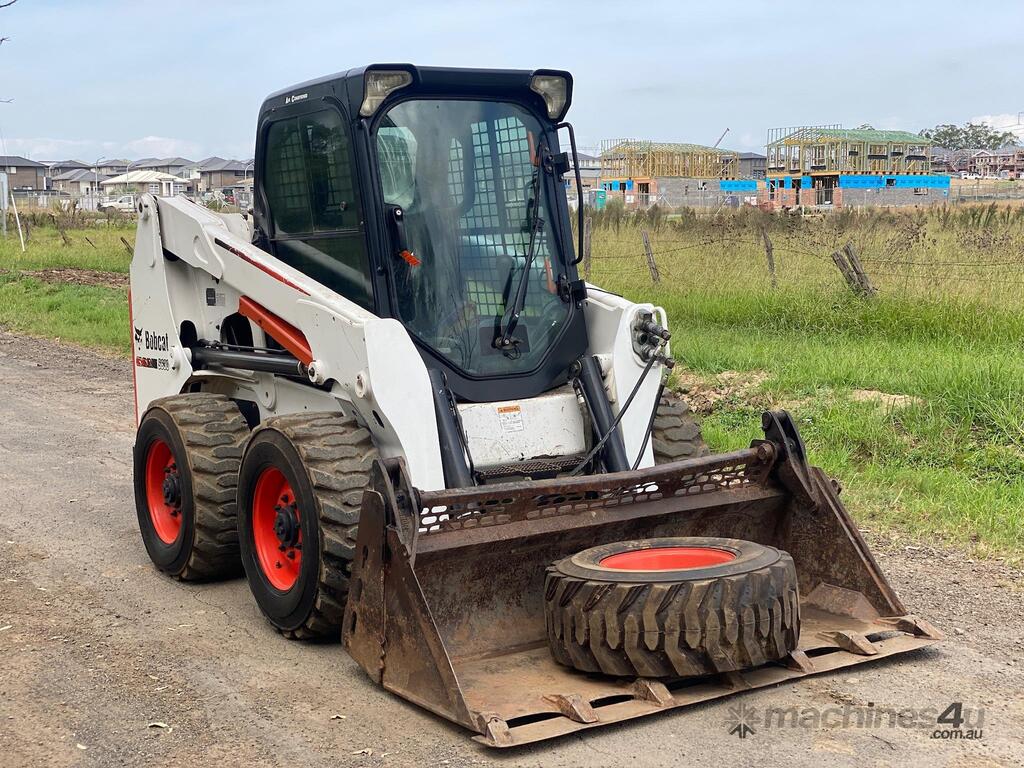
(286, 551, 296, 560)
(275, 561, 282, 569)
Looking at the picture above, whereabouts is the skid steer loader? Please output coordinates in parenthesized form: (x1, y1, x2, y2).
(129, 64, 939, 747)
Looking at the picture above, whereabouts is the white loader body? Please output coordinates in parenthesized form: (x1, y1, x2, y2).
(130, 194, 665, 491)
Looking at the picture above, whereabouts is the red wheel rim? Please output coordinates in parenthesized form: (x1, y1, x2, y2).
(600, 546, 736, 571)
(145, 438, 183, 545)
(252, 467, 303, 591)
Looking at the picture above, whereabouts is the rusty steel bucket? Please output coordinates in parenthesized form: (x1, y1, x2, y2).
(342, 411, 940, 748)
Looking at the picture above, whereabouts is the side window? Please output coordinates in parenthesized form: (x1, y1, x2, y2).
(262, 109, 373, 310)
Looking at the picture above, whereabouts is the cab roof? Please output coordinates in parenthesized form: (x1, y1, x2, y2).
(260, 63, 573, 122)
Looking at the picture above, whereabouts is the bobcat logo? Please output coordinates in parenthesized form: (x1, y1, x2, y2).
(134, 326, 143, 344)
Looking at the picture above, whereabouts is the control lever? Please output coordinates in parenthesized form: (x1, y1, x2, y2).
(387, 204, 419, 266)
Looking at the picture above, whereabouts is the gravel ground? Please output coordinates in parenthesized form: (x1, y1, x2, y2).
(0, 330, 1021, 768)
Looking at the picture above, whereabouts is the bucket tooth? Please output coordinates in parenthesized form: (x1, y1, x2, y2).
(832, 630, 880, 656)
(784, 649, 815, 673)
(882, 615, 944, 640)
(544, 693, 599, 724)
(632, 678, 674, 707)
(475, 713, 513, 747)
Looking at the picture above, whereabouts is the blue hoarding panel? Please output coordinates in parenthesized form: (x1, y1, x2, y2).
(838, 175, 950, 190)
(721, 180, 757, 192)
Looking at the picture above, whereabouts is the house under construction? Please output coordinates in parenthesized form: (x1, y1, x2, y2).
(598, 139, 747, 206)
(764, 125, 949, 207)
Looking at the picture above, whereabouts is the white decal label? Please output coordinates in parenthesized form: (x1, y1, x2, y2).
(497, 405, 524, 433)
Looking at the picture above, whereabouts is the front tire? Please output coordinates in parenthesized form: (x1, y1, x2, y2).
(237, 413, 378, 641)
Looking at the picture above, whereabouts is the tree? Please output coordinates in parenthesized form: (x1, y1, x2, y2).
(919, 121, 1021, 150)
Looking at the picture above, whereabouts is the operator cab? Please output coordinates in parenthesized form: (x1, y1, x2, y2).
(252, 64, 587, 402)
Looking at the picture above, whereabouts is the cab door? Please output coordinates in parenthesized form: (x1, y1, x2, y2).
(258, 106, 375, 311)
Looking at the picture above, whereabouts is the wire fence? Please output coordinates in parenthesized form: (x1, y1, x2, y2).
(580, 217, 1024, 307)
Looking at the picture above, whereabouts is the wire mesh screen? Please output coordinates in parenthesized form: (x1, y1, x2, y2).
(456, 117, 551, 318)
(264, 119, 310, 234)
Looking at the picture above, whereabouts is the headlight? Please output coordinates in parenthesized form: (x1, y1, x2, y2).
(530, 74, 569, 120)
(360, 70, 413, 117)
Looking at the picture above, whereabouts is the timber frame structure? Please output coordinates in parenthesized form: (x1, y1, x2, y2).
(766, 125, 934, 178)
(600, 139, 739, 180)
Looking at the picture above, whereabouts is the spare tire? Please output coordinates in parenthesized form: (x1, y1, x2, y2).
(544, 537, 800, 679)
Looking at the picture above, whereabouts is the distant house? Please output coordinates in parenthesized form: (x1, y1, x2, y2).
(0, 156, 47, 190)
(101, 170, 194, 197)
(134, 157, 196, 176)
(44, 159, 90, 173)
(197, 158, 251, 193)
(931, 146, 1024, 178)
(52, 168, 112, 196)
(971, 146, 1024, 179)
(930, 147, 973, 175)
(572, 152, 601, 171)
(737, 152, 766, 179)
(42, 160, 90, 188)
(97, 159, 131, 176)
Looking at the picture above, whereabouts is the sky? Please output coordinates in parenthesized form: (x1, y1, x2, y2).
(0, 0, 1022, 162)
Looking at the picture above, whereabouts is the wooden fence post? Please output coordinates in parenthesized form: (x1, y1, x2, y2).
(830, 249, 859, 292)
(641, 229, 660, 284)
(582, 216, 592, 279)
(843, 242, 876, 297)
(829, 243, 876, 297)
(761, 226, 777, 289)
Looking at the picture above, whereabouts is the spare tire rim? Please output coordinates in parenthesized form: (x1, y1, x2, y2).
(252, 466, 303, 591)
(600, 546, 736, 571)
(145, 438, 183, 545)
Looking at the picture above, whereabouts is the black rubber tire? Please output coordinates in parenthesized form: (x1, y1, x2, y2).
(545, 537, 800, 678)
(237, 413, 377, 641)
(133, 393, 249, 581)
(651, 390, 708, 463)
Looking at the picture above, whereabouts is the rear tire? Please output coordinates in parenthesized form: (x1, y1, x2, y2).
(237, 413, 377, 641)
(133, 393, 249, 580)
(545, 537, 800, 678)
(652, 390, 708, 464)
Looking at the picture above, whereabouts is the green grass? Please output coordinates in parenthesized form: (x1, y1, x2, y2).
(0, 222, 133, 273)
(0, 274, 128, 353)
(656, 290, 1024, 555)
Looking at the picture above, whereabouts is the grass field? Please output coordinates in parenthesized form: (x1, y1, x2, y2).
(0, 219, 131, 353)
(1, 204, 1022, 555)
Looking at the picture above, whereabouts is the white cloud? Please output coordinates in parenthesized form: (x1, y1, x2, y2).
(0, 135, 248, 162)
(970, 113, 1024, 142)
(122, 135, 203, 159)
(0, 136, 115, 161)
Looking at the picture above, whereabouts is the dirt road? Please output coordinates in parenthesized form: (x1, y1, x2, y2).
(1, 331, 1021, 767)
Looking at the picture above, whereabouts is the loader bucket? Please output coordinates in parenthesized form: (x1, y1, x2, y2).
(343, 411, 940, 748)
